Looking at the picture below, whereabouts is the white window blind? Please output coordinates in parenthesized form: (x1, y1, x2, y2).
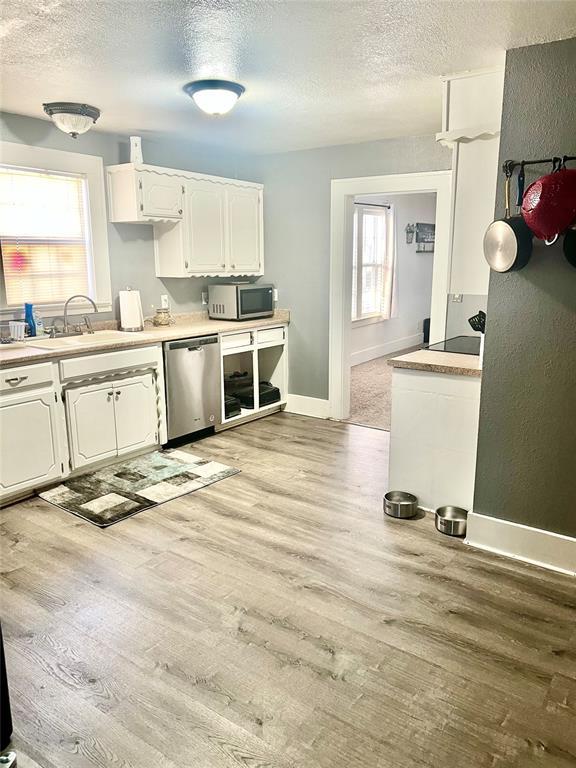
(352, 204, 397, 321)
(0, 166, 92, 306)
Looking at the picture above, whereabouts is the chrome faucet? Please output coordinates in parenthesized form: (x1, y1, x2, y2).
(63, 294, 98, 335)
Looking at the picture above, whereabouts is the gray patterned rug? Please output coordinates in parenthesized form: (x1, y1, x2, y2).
(39, 450, 240, 527)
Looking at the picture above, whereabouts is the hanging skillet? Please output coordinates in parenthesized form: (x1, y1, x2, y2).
(483, 166, 533, 272)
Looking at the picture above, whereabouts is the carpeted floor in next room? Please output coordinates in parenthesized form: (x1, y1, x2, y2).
(346, 346, 422, 431)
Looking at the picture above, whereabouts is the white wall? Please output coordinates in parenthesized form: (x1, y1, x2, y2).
(350, 192, 436, 366)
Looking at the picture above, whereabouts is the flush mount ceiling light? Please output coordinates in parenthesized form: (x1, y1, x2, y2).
(183, 80, 245, 116)
(43, 102, 101, 138)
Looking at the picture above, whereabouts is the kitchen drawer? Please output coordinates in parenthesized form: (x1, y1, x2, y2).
(221, 331, 253, 350)
(60, 345, 161, 381)
(257, 327, 285, 345)
(0, 362, 54, 393)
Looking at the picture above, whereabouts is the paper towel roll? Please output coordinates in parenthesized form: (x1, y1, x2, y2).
(119, 289, 144, 332)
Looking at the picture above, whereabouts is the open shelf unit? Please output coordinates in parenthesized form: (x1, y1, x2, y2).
(218, 325, 287, 430)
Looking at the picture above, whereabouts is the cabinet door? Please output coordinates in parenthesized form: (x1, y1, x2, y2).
(186, 179, 227, 274)
(0, 390, 62, 497)
(66, 383, 117, 470)
(227, 186, 262, 274)
(139, 173, 183, 219)
(114, 374, 158, 456)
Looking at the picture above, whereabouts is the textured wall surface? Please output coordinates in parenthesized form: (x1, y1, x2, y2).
(254, 136, 451, 399)
(474, 38, 576, 537)
(0, 111, 256, 320)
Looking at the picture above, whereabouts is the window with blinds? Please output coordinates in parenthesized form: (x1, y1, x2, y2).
(0, 166, 92, 307)
(351, 204, 397, 322)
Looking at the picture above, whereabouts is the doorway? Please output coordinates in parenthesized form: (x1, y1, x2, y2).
(346, 192, 437, 430)
(328, 171, 453, 421)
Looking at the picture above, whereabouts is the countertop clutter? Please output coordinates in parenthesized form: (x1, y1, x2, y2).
(388, 349, 482, 377)
(0, 310, 290, 368)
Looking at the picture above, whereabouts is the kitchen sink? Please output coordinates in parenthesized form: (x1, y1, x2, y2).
(28, 330, 154, 350)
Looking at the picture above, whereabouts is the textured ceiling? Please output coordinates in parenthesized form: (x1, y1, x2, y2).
(1, 1, 575, 153)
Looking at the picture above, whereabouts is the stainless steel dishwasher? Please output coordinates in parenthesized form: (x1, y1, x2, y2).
(163, 335, 221, 440)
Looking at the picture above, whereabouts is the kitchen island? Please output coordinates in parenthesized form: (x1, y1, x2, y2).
(387, 349, 481, 512)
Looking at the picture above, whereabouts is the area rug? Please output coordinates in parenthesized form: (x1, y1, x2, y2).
(39, 450, 240, 527)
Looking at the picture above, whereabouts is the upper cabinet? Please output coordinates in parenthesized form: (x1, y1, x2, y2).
(106, 163, 264, 278)
(107, 164, 184, 222)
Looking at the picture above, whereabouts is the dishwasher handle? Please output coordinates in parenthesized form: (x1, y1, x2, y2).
(166, 335, 219, 351)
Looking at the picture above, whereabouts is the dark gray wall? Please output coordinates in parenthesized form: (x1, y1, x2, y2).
(0, 111, 257, 320)
(474, 38, 576, 538)
(253, 136, 451, 398)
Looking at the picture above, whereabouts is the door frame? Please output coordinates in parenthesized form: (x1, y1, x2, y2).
(328, 170, 453, 420)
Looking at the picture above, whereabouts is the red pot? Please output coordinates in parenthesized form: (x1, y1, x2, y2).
(521, 168, 576, 242)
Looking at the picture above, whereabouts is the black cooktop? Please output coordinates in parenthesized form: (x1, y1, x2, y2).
(426, 335, 480, 355)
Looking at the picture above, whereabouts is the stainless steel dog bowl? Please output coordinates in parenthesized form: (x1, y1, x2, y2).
(435, 506, 468, 537)
(384, 491, 419, 519)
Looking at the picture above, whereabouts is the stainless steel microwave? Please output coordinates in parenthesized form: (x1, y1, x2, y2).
(208, 283, 275, 321)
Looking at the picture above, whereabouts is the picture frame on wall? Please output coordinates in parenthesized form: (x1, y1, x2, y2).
(415, 222, 435, 253)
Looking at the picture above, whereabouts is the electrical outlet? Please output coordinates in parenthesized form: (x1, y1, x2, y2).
(201, 291, 209, 306)
(451, 294, 463, 303)
(160, 294, 170, 309)
(273, 288, 278, 302)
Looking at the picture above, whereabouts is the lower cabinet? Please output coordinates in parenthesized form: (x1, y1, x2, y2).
(66, 373, 158, 470)
(0, 388, 62, 498)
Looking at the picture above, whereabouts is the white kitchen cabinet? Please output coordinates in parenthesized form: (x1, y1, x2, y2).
(66, 373, 158, 470)
(155, 178, 263, 278)
(184, 178, 227, 275)
(106, 164, 184, 222)
(0, 388, 63, 499)
(106, 162, 263, 278)
(114, 375, 158, 455)
(66, 382, 118, 469)
(227, 185, 262, 274)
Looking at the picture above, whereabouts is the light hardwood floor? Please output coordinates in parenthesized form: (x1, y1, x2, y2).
(1, 413, 575, 768)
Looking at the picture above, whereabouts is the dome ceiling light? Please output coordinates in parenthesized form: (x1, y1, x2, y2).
(43, 102, 101, 138)
(183, 80, 245, 116)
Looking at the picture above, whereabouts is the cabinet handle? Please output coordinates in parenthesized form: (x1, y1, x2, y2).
(115, 390, 122, 396)
(5, 375, 28, 385)
(185, 261, 189, 269)
(107, 390, 114, 397)
(231, 264, 236, 269)
(178, 209, 183, 214)
(221, 263, 226, 269)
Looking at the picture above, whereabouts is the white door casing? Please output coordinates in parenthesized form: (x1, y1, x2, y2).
(329, 170, 453, 420)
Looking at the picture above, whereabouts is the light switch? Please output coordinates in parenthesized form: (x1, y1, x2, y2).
(451, 294, 463, 303)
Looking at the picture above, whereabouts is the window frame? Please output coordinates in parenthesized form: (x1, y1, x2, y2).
(351, 203, 393, 324)
(0, 141, 112, 319)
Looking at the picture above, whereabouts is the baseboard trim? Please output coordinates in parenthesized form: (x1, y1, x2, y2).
(466, 511, 576, 576)
(350, 333, 423, 367)
(285, 394, 330, 419)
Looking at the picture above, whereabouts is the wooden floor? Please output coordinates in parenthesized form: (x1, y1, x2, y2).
(1, 413, 575, 768)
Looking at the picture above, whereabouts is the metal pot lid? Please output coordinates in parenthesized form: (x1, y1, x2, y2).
(483, 220, 519, 272)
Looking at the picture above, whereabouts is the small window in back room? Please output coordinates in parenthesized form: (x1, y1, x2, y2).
(0, 166, 93, 306)
(351, 203, 397, 322)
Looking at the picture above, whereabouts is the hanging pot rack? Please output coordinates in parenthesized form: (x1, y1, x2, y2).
(503, 155, 576, 176)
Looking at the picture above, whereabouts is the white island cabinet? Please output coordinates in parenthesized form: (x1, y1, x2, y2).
(388, 351, 481, 512)
(0, 362, 65, 502)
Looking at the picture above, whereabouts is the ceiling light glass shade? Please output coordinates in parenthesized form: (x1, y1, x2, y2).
(43, 102, 100, 138)
(183, 80, 245, 115)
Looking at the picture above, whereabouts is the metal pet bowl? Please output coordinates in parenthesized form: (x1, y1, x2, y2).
(435, 506, 468, 537)
(384, 491, 419, 519)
